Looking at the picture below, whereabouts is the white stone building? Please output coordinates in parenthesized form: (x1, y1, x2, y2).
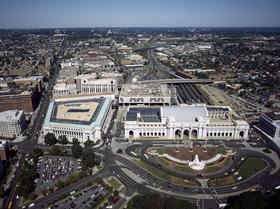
(0, 110, 27, 138)
(119, 83, 171, 106)
(124, 105, 249, 141)
(53, 83, 78, 97)
(42, 97, 112, 143)
(53, 75, 117, 98)
(75, 76, 117, 95)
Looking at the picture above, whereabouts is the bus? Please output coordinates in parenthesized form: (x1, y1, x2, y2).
(218, 203, 227, 209)
(130, 151, 137, 156)
(275, 185, 280, 190)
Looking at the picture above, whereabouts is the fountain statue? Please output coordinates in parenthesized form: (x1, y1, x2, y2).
(188, 154, 205, 170)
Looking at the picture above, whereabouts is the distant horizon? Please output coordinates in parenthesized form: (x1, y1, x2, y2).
(1, 26, 280, 30)
(1, 0, 280, 29)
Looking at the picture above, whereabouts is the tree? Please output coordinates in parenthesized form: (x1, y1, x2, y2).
(196, 72, 209, 79)
(108, 195, 114, 203)
(44, 133, 58, 146)
(113, 190, 119, 197)
(84, 139, 94, 148)
(0, 186, 6, 198)
(82, 147, 96, 168)
(56, 180, 65, 188)
(17, 160, 38, 199)
(72, 143, 83, 158)
(225, 191, 270, 209)
(72, 138, 79, 145)
(32, 148, 43, 158)
(126, 193, 197, 209)
(58, 135, 69, 145)
(49, 145, 63, 156)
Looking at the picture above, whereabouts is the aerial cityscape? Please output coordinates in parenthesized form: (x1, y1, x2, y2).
(0, 1, 280, 209)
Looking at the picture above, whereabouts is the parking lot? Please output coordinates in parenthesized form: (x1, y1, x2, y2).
(35, 156, 79, 193)
(48, 184, 107, 209)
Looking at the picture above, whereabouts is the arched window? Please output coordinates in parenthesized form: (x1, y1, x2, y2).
(129, 130, 134, 137)
(175, 129, 181, 139)
(191, 130, 198, 139)
(183, 130, 189, 139)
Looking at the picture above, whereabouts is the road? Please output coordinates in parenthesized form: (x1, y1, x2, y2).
(17, 140, 280, 209)
(3, 37, 67, 209)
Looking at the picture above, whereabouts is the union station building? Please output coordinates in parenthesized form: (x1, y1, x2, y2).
(124, 104, 249, 141)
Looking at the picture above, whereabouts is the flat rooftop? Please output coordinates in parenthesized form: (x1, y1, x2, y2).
(120, 83, 171, 97)
(162, 106, 208, 122)
(44, 97, 112, 128)
(126, 105, 208, 123)
(126, 107, 161, 122)
(264, 112, 280, 121)
(0, 110, 24, 122)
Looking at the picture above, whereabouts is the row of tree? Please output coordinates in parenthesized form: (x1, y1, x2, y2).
(44, 133, 99, 168)
(17, 148, 43, 199)
(225, 190, 280, 209)
(126, 193, 197, 209)
(71, 139, 99, 168)
(44, 133, 69, 145)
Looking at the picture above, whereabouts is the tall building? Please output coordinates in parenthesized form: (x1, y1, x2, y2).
(0, 79, 42, 112)
(0, 110, 27, 138)
(258, 112, 280, 143)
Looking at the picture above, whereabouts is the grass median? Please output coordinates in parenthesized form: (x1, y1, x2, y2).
(132, 159, 200, 187)
(208, 157, 267, 187)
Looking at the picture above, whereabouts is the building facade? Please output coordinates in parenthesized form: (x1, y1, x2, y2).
(119, 83, 171, 106)
(0, 80, 42, 112)
(75, 76, 117, 95)
(258, 112, 280, 143)
(0, 110, 27, 138)
(124, 105, 249, 141)
(42, 97, 112, 143)
(53, 83, 78, 97)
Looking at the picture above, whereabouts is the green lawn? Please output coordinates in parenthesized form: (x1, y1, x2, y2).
(237, 157, 267, 179)
(208, 175, 235, 187)
(208, 157, 267, 187)
(132, 159, 200, 187)
(157, 154, 232, 175)
(106, 177, 123, 191)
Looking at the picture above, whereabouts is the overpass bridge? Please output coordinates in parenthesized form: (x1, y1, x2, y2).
(138, 78, 214, 84)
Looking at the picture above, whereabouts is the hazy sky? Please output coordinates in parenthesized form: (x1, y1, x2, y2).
(0, 0, 280, 28)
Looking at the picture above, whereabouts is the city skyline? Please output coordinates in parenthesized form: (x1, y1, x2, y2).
(0, 0, 280, 28)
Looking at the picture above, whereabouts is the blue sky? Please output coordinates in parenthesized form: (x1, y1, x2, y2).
(0, 0, 279, 28)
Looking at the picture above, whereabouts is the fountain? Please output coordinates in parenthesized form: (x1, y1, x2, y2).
(188, 154, 205, 170)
